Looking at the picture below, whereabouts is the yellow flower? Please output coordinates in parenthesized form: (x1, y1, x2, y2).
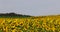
(6, 26, 8, 32)
(45, 27, 51, 30)
(12, 29, 16, 32)
(19, 21, 24, 26)
(30, 30, 34, 32)
(51, 27, 55, 31)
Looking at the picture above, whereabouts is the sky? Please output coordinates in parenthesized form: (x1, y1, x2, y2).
(0, 0, 60, 16)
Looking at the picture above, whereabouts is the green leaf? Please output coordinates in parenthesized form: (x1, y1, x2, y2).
(39, 20, 43, 25)
(0, 30, 3, 32)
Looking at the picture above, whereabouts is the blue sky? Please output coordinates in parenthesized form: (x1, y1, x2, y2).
(0, 0, 60, 16)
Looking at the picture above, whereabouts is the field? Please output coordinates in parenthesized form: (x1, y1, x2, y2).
(0, 16, 60, 32)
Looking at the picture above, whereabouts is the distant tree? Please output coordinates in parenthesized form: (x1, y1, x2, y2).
(0, 13, 32, 18)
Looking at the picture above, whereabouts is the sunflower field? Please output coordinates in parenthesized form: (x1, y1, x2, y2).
(0, 16, 60, 32)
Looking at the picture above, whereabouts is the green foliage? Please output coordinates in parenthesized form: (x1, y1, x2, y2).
(0, 13, 31, 18)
